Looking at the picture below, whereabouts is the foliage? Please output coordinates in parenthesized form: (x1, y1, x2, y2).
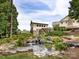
(53, 37, 68, 51)
(53, 37, 62, 44)
(39, 31, 46, 40)
(0, 32, 32, 46)
(46, 27, 66, 36)
(16, 32, 32, 46)
(55, 42, 67, 51)
(45, 43, 52, 49)
(52, 27, 66, 36)
(46, 31, 53, 36)
(39, 26, 66, 38)
(69, 0, 79, 20)
(52, 31, 64, 36)
(54, 27, 66, 31)
(0, 0, 18, 38)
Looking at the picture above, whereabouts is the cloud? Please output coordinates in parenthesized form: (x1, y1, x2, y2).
(53, 0, 71, 17)
(13, 0, 71, 31)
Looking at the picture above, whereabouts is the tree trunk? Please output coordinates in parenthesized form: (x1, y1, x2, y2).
(10, 0, 13, 37)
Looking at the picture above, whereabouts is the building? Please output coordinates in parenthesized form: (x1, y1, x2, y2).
(59, 16, 79, 28)
(53, 16, 79, 28)
(52, 16, 79, 34)
(30, 21, 48, 36)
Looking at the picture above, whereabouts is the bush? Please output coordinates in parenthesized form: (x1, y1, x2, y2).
(43, 27, 66, 37)
(39, 32, 46, 40)
(54, 27, 66, 31)
(53, 26, 67, 36)
(53, 37, 62, 44)
(45, 43, 52, 49)
(53, 37, 67, 51)
(0, 32, 32, 46)
(55, 42, 67, 51)
(46, 31, 53, 36)
(15, 33, 32, 46)
(52, 31, 64, 36)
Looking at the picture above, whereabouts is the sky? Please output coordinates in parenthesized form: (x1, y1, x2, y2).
(13, 0, 71, 31)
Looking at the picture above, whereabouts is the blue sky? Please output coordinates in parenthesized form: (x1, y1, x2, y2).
(13, 0, 71, 31)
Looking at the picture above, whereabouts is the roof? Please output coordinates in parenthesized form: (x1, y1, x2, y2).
(67, 26, 79, 29)
(52, 16, 70, 25)
(31, 21, 48, 25)
(60, 16, 70, 22)
(53, 21, 59, 24)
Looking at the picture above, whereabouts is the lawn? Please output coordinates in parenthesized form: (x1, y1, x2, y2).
(0, 52, 68, 59)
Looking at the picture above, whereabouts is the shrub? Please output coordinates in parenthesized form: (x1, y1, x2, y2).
(0, 32, 32, 46)
(53, 37, 67, 51)
(46, 31, 53, 36)
(55, 42, 67, 51)
(53, 26, 67, 36)
(53, 37, 62, 44)
(15, 33, 32, 46)
(52, 31, 64, 36)
(39, 31, 46, 39)
(45, 43, 52, 49)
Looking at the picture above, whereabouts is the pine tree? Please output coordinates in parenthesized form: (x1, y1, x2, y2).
(0, 0, 18, 38)
(69, 0, 79, 20)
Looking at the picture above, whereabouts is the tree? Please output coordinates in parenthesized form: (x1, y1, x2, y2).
(0, 0, 18, 38)
(69, 0, 79, 20)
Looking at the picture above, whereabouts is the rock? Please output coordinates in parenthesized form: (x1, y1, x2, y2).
(32, 45, 47, 57)
(0, 42, 60, 57)
(32, 45, 60, 57)
(16, 47, 32, 52)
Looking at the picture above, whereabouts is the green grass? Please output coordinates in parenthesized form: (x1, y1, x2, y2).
(0, 52, 68, 59)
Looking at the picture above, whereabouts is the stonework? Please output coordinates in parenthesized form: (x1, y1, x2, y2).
(30, 21, 48, 36)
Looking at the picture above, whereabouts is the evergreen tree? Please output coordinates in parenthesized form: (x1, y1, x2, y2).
(69, 0, 79, 20)
(0, 0, 18, 38)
